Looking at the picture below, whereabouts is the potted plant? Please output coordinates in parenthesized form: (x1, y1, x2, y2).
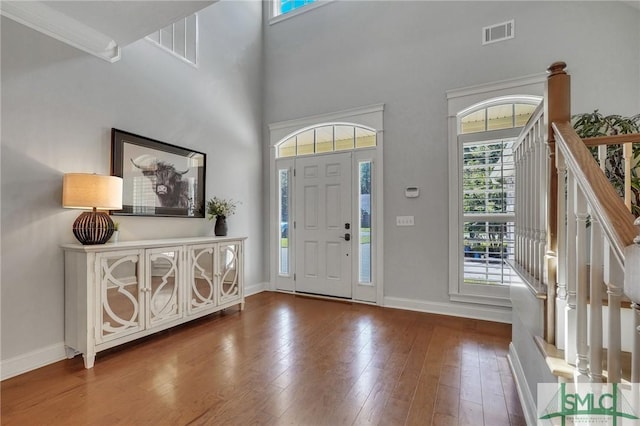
(207, 197, 239, 236)
(572, 110, 640, 216)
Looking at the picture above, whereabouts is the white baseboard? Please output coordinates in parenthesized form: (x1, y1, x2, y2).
(508, 343, 537, 426)
(1, 343, 67, 381)
(2, 283, 268, 380)
(245, 281, 267, 297)
(383, 296, 512, 323)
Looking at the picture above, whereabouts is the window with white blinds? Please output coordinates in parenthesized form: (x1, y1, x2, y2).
(448, 89, 542, 307)
(462, 139, 516, 285)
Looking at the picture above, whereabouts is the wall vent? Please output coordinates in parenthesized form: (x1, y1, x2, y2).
(482, 20, 514, 45)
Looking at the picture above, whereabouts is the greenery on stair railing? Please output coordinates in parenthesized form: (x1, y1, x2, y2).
(572, 110, 640, 217)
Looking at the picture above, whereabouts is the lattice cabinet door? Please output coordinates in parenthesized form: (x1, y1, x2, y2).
(187, 244, 217, 314)
(96, 250, 144, 344)
(218, 242, 242, 305)
(145, 246, 183, 328)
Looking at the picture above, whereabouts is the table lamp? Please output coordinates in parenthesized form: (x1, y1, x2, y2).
(62, 173, 123, 245)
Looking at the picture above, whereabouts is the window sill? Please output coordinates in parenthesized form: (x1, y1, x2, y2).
(449, 292, 512, 308)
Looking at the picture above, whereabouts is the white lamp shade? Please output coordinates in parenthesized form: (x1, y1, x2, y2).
(62, 173, 123, 210)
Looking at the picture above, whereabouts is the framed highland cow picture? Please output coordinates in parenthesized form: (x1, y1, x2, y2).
(111, 128, 206, 218)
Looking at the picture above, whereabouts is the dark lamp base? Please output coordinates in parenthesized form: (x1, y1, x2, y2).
(73, 210, 115, 245)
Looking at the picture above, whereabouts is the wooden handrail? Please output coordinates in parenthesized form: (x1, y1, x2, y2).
(582, 133, 640, 147)
(552, 121, 637, 263)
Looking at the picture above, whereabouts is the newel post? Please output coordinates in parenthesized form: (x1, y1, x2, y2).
(545, 61, 571, 344)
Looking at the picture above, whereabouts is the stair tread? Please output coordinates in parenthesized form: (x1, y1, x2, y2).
(534, 335, 632, 382)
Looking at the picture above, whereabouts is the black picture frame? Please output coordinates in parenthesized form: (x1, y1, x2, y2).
(111, 128, 206, 218)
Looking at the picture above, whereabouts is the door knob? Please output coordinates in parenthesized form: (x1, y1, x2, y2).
(340, 233, 351, 241)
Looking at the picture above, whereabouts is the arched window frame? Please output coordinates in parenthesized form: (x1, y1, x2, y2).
(457, 95, 543, 135)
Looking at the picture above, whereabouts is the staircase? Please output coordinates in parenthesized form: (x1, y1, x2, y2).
(508, 61, 640, 424)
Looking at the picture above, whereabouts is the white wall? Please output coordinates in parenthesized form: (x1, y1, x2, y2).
(263, 1, 640, 306)
(0, 1, 263, 368)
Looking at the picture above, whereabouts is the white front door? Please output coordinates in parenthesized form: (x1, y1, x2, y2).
(294, 152, 352, 298)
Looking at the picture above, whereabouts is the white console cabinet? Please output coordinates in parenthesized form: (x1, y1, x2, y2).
(62, 236, 245, 368)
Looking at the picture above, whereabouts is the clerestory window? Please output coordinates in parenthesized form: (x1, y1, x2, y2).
(280, 0, 316, 15)
(270, 0, 331, 23)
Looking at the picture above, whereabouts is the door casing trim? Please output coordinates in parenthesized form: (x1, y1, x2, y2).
(269, 104, 384, 305)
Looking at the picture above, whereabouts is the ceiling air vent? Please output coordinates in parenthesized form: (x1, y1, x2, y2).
(482, 20, 514, 45)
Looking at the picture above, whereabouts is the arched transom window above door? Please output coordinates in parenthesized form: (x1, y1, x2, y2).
(276, 124, 376, 158)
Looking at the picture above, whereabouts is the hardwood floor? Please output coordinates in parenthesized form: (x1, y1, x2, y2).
(1, 292, 525, 425)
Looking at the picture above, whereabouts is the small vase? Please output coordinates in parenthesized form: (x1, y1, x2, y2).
(214, 216, 228, 236)
(111, 231, 120, 243)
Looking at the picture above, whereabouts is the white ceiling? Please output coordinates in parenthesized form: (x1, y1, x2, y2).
(0, 1, 216, 62)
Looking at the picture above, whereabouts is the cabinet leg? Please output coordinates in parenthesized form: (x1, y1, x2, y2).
(82, 352, 96, 369)
(64, 346, 77, 359)
(240, 301, 245, 311)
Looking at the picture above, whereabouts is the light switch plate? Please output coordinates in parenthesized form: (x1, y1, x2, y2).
(396, 216, 415, 226)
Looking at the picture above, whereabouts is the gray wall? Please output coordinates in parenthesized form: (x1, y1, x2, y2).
(2, 0, 639, 375)
(1, 1, 263, 362)
(263, 1, 640, 304)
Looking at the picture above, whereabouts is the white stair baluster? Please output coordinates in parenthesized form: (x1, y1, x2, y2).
(514, 144, 520, 265)
(565, 170, 577, 365)
(605, 241, 623, 384)
(538, 122, 547, 286)
(633, 302, 640, 384)
(556, 149, 568, 350)
(531, 133, 537, 275)
(525, 135, 532, 272)
(589, 215, 604, 382)
(631, 219, 640, 383)
(575, 182, 589, 378)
